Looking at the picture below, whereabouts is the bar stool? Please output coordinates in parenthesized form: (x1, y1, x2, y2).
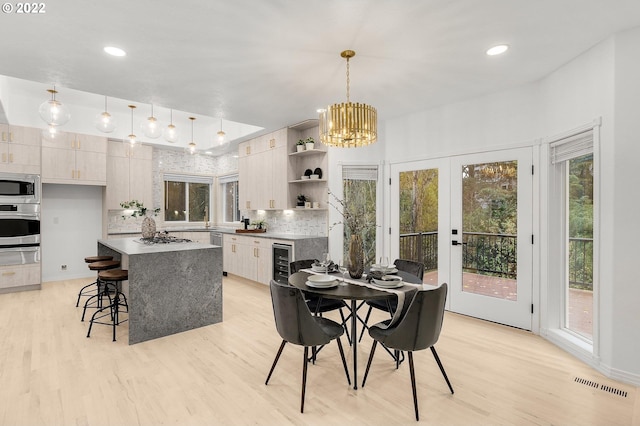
(87, 269, 129, 342)
(75, 256, 114, 307)
(81, 260, 121, 321)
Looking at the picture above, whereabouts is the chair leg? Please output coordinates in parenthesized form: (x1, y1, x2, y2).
(301, 346, 309, 413)
(265, 340, 287, 385)
(361, 340, 378, 387)
(431, 346, 454, 394)
(335, 337, 351, 385)
(75, 280, 97, 307)
(408, 351, 419, 421)
(338, 308, 351, 345)
(358, 305, 373, 343)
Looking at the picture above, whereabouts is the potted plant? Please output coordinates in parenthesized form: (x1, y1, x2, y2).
(251, 219, 266, 230)
(296, 139, 306, 152)
(304, 136, 315, 151)
(120, 200, 161, 239)
(296, 194, 307, 208)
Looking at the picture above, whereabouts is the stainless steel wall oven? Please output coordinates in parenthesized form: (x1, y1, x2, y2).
(0, 173, 41, 267)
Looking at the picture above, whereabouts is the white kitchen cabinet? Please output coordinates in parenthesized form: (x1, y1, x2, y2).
(223, 234, 274, 285)
(41, 132, 107, 185)
(0, 125, 41, 174)
(105, 142, 153, 210)
(0, 264, 41, 291)
(238, 128, 288, 210)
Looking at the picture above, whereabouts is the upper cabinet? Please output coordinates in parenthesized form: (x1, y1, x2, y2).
(238, 121, 328, 211)
(42, 133, 107, 185)
(239, 128, 288, 210)
(105, 141, 153, 210)
(0, 124, 41, 174)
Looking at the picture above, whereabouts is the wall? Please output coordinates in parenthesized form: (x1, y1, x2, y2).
(335, 32, 638, 384)
(41, 184, 103, 281)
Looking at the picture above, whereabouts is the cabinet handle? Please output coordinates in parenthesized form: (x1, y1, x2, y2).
(9, 132, 13, 142)
(8, 153, 13, 163)
(246, 201, 250, 209)
(77, 140, 81, 149)
(1, 153, 6, 163)
(246, 146, 251, 155)
(269, 138, 275, 148)
(2, 271, 16, 276)
(71, 170, 75, 179)
(1, 131, 5, 142)
(77, 170, 80, 179)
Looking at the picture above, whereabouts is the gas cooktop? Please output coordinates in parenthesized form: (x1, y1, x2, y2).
(138, 232, 193, 245)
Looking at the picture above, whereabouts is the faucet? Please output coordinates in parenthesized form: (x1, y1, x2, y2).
(241, 216, 250, 230)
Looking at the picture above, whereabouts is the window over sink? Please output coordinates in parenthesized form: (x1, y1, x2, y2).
(219, 173, 240, 223)
(163, 173, 212, 223)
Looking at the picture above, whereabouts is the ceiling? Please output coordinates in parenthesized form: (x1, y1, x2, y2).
(1, 0, 640, 151)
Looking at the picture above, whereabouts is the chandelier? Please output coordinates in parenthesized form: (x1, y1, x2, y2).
(319, 50, 377, 148)
(95, 96, 116, 133)
(38, 86, 71, 127)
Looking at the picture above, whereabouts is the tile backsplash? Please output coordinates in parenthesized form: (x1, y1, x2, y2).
(245, 209, 327, 236)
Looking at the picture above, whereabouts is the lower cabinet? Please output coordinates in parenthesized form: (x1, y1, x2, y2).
(0, 264, 41, 291)
(223, 234, 277, 285)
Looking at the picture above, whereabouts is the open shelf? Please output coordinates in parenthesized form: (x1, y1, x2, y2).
(289, 149, 326, 157)
(289, 179, 327, 184)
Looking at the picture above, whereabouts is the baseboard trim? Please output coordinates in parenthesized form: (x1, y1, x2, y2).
(0, 284, 41, 294)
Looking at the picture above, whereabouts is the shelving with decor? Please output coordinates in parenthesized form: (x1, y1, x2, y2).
(287, 119, 328, 210)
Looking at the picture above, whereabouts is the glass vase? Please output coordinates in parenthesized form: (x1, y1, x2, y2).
(348, 234, 364, 279)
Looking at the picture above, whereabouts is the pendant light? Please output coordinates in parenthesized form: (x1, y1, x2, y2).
(142, 104, 162, 139)
(41, 124, 65, 142)
(38, 85, 71, 126)
(164, 109, 179, 143)
(186, 116, 197, 155)
(319, 50, 377, 148)
(126, 105, 137, 146)
(95, 96, 116, 133)
(217, 118, 226, 144)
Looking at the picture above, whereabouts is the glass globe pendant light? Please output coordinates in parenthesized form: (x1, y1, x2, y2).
(94, 96, 117, 133)
(142, 104, 162, 139)
(41, 123, 65, 143)
(164, 109, 179, 143)
(38, 86, 71, 126)
(126, 105, 137, 146)
(186, 117, 197, 155)
(217, 118, 226, 144)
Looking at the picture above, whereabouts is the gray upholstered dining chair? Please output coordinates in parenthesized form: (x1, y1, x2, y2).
(290, 259, 351, 342)
(361, 283, 453, 421)
(265, 280, 351, 413)
(359, 259, 425, 343)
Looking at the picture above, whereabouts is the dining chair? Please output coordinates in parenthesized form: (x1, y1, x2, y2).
(265, 280, 351, 413)
(290, 259, 351, 343)
(358, 259, 425, 343)
(361, 283, 453, 421)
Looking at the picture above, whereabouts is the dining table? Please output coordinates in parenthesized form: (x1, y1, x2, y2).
(288, 269, 423, 389)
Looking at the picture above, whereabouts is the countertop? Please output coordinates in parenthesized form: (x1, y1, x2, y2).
(107, 227, 326, 241)
(98, 237, 220, 255)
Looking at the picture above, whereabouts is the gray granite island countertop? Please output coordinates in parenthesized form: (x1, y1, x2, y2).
(97, 237, 222, 345)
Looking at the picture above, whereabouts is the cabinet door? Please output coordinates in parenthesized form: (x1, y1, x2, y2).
(76, 150, 107, 184)
(238, 155, 250, 210)
(256, 244, 272, 285)
(106, 153, 130, 209)
(129, 155, 153, 206)
(4, 143, 41, 174)
(269, 145, 288, 209)
(42, 146, 76, 181)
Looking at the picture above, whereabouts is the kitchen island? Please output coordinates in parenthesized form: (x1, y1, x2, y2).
(97, 237, 222, 345)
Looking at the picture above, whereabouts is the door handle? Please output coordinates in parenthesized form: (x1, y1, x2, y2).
(452, 240, 468, 246)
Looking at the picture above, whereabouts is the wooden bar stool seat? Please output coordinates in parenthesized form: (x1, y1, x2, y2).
(80, 260, 121, 320)
(87, 269, 129, 342)
(84, 255, 113, 263)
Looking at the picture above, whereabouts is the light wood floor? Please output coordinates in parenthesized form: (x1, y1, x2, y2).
(0, 275, 638, 425)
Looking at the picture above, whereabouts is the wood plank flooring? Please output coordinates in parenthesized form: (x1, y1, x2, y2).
(0, 275, 637, 425)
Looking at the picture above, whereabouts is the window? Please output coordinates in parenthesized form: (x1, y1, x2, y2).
(219, 174, 240, 223)
(551, 130, 595, 341)
(342, 165, 379, 267)
(163, 174, 212, 223)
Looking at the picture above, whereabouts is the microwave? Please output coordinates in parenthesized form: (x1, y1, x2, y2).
(0, 173, 40, 204)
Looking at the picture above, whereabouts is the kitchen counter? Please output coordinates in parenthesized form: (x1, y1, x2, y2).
(107, 227, 326, 242)
(97, 237, 222, 345)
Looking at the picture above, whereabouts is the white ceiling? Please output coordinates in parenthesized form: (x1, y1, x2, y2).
(1, 0, 640, 150)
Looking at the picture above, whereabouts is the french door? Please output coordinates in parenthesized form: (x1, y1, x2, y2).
(391, 148, 533, 330)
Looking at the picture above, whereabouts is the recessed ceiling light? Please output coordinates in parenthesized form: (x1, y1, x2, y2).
(486, 44, 509, 56)
(205, 151, 213, 155)
(104, 46, 126, 57)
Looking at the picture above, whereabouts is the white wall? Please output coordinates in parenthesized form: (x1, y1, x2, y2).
(41, 184, 103, 281)
(334, 30, 639, 384)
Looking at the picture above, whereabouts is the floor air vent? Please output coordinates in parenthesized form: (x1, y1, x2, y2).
(574, 377, 628, 397)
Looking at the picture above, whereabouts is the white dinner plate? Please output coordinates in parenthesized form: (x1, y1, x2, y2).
(306, 280, 338, 289)
(372, 275, 404, 288)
